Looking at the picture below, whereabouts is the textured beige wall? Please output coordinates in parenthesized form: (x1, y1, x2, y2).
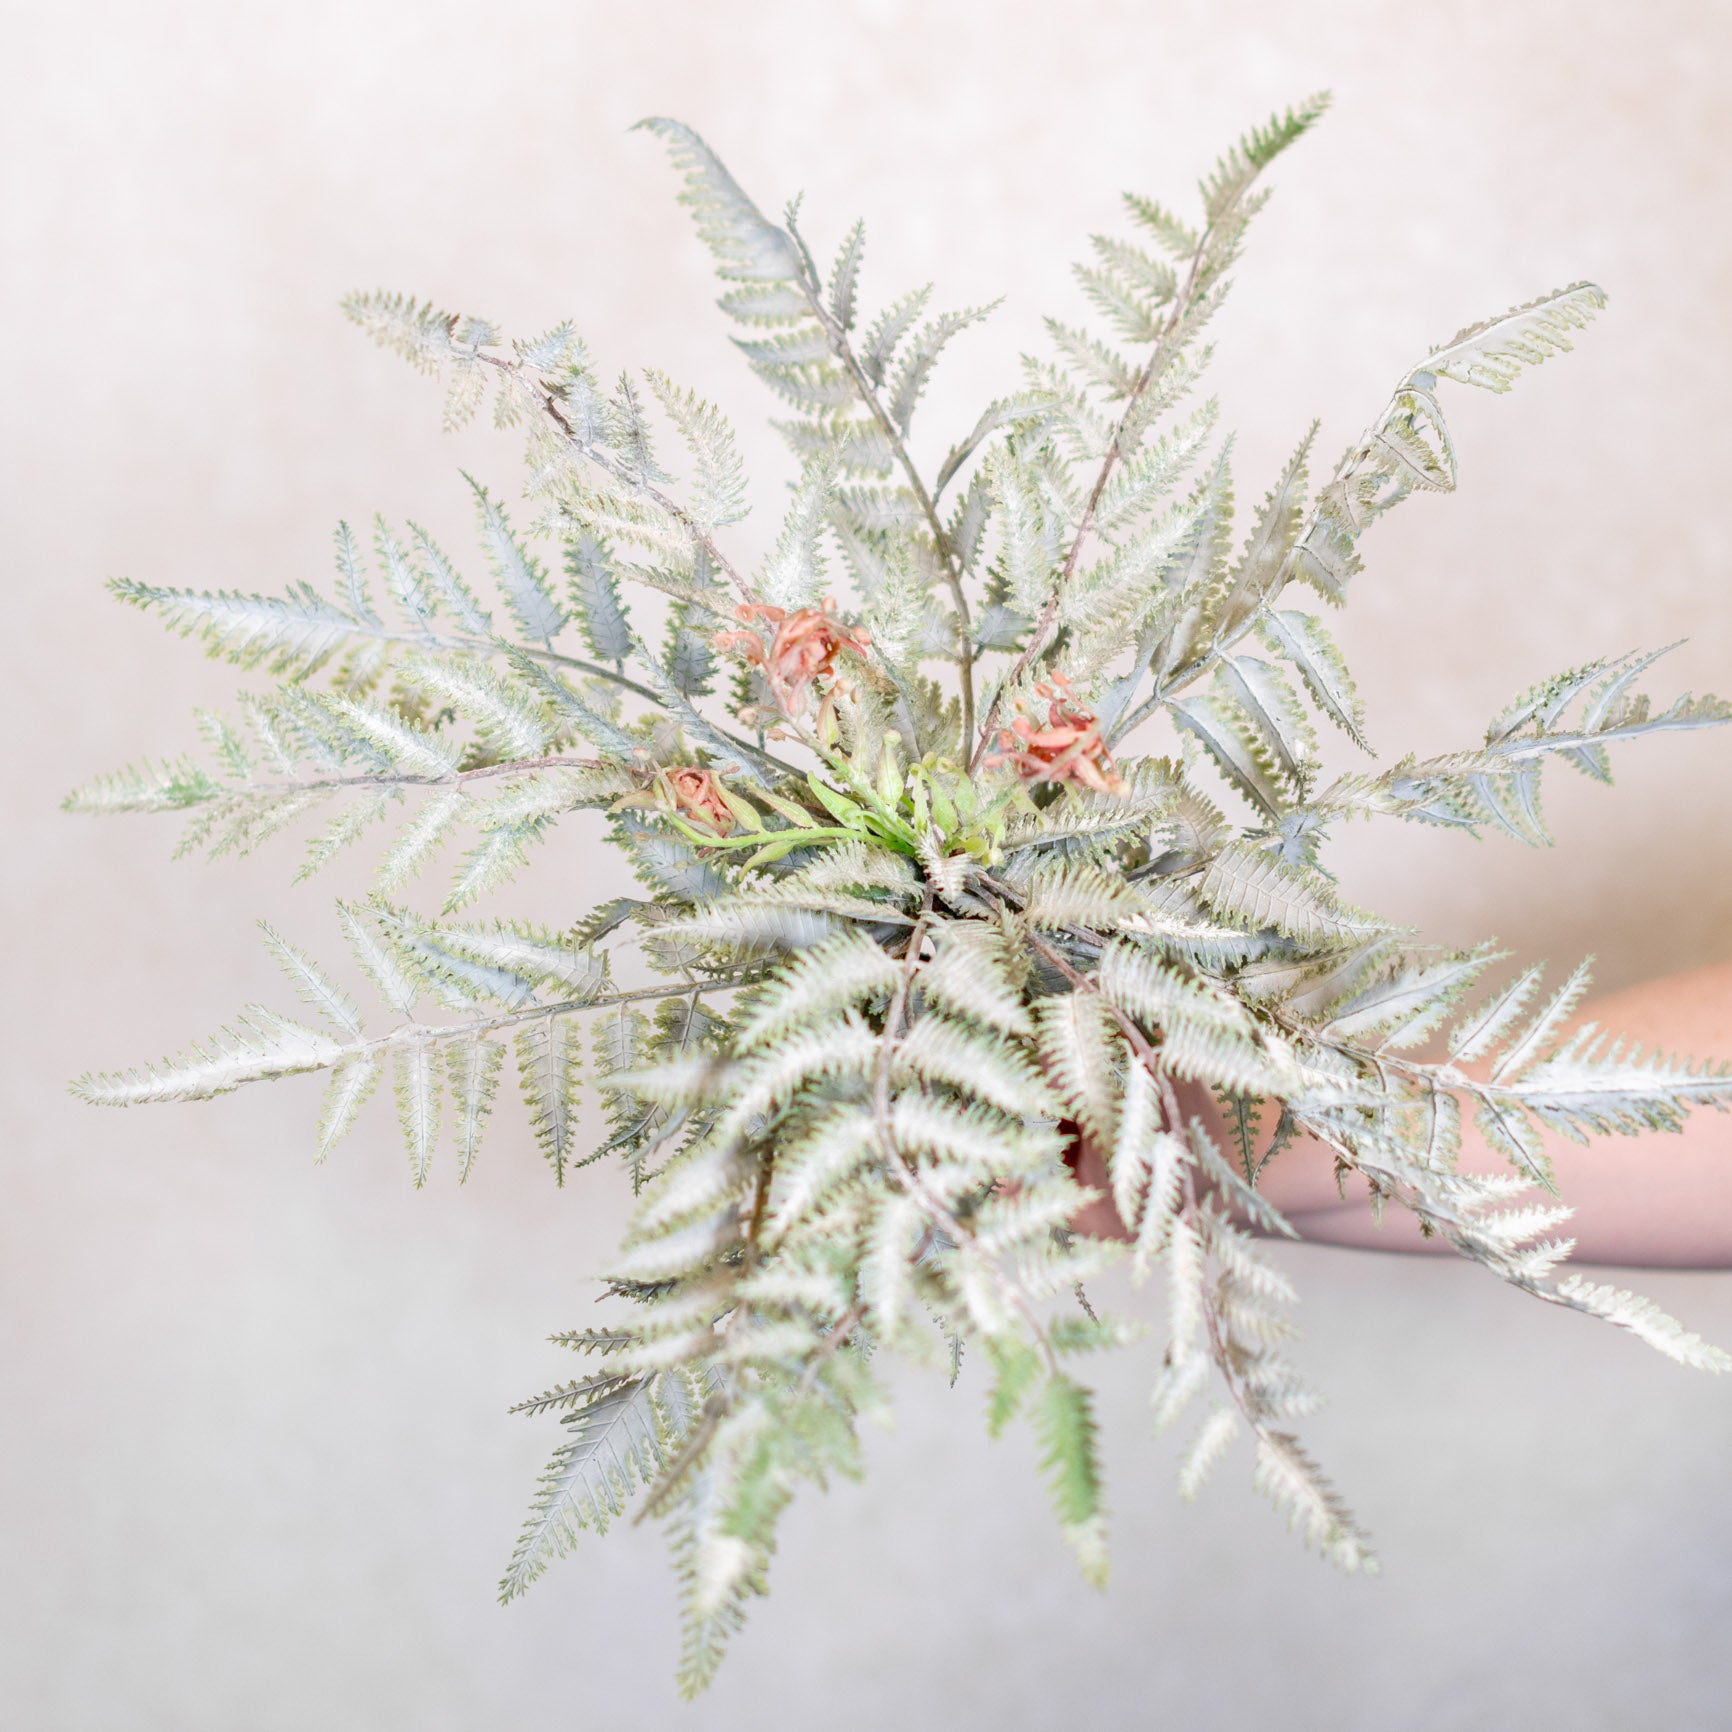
(5, 2, 1732, 1727)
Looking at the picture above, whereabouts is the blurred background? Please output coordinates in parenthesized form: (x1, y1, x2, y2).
(4, 1, 1731, 1726)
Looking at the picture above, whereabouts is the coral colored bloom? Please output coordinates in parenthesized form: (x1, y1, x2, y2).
(663, 766, 736, 836)
(983, 676, 1125, 795)
(714, 600, 871, 719)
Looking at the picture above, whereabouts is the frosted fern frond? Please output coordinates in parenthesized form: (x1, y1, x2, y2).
(73, 1007, 350, 1105)
(565, 534, 633, 665)
(1551, 1278, 1732, 1372)
(1258, 609, 1369, 749)
(63, 756, 221, 815)
(500, 1372, 684, 1599)
(1419, 283, 1608, 393)
(1198, 845, 1389, 942)
(259, 921, 363, 1037)
(107, 576, 358, 675)
(447, 1035, 504, 1182)
(633, 119, 804, 287)
(1511, 1039, 1732, 1138)
(317, 1057, 380, 1160)
(756, 457, 836, 611)
(517, 1014, 580, 1183)
(466, 475, 567, 645)
(340, 289, 493, 373)
(918, 922, 1031, 1036)
(645, 370, 751, 529)
(894, 1014, 1060, 1121)
(735, 930, 901, 1050)
(1199, 93, 1331, 223)
(1252, 1431, 1377, 1573)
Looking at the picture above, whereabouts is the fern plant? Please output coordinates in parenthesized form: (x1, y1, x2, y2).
(70, 96, 1732, 1694)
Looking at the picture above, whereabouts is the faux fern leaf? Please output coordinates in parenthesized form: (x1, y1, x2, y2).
(1251, 1431, 1376, 1573)
(1552, 1277, 1732, 1372)
(393, 1040, 442, 1186)
(645, 370, 751, 528)
(517, 1014, 580, 1183)
(500, 1373, 675, 1599)
(1198, 845, 1388, 943)
(74, 1008, 350, 1105)
(1032, 1374, 1109, 1587)
(564, 534, 633, 666)
(467, 475, 567, 645)
(636, 118, 804, 286)
(108, 576, 357, 674)
(1178, 1406, 1241, 1500)
(1419, 283, 1608, 394)
(447, 1034, 504, 1181)
(1170, 694, 1284, 818)
(258, 922, 362, 1037)
(1258, 609, 1369, 749)
(1199, 92, 1330, 223)
(317, 1057, 380, 1160)
(756, 457, 835, 611)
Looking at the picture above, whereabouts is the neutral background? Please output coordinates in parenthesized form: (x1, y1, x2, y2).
(5, 2, 1731, 1727)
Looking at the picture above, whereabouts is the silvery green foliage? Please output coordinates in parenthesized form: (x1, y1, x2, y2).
(70, 98, 1732, 1694)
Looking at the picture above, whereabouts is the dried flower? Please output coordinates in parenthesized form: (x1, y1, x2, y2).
(983, 674, 1125, 794)
(714, 599, 871, 719)
(662, 766, 736, 836)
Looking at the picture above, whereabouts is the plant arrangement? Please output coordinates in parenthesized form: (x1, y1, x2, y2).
(70, 96, 1732, 1694)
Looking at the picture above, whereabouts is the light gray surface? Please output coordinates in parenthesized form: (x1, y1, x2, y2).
(4, 2, 1731, 1726)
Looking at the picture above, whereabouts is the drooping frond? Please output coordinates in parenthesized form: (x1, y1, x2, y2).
(1419, 283, 1608, 394)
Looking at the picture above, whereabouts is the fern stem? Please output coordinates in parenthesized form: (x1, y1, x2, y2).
(352, 975, 751, 1061)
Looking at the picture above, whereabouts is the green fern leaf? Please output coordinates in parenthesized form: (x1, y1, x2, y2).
(1198, 93, 1331, 224)
(1031, 1374, 1109, 1587)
